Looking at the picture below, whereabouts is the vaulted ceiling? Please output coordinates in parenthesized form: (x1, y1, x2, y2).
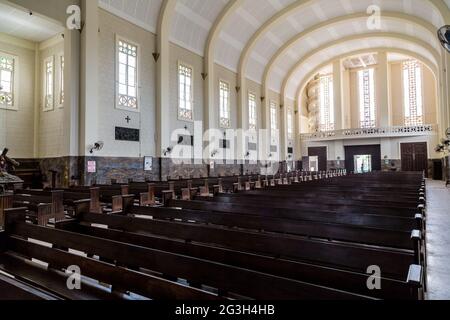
(99, 0, 450, 100)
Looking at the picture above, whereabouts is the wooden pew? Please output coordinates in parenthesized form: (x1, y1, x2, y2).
(77, 212, 417, 282)
(14, 190, 65, 221)
(0, 208, 219, 300)
(127, 206, 415, 250)
(59, 212, 423, 299)
(2, 208, 364, 300)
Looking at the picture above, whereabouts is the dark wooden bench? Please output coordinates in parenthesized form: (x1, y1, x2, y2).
(57, 212, 423, 299)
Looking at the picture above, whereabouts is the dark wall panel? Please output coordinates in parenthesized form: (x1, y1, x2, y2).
(308, 147, 327, 171)
(344, 145, 381, 172)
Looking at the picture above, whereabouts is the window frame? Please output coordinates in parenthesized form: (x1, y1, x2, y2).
(270, 100, 278, 134)
(0, 51, 19, 111)
(401, 60, 424, 127)
(318, 74, 335, 132)
(177, 60, 194, 122)
(42, 55, 55, 112)
(115, 35, 140, 113)
(219, 79, 231, 129)
(248, 91, 257, 131)
(287, 108, 293, 140)
(57, 53, 64, 109)
(357, 68, 377, 129)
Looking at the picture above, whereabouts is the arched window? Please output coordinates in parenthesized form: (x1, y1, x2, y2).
(358, 68, 376, 128)
(248, 92, 257, 130)
(219, 80, 231, 128)
(319, 75, 334, 132)
(287, 108, 293, 139)
(403, 60, 423, 126)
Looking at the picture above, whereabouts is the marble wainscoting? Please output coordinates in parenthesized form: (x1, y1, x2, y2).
(160, 158, 208, 181)
(81, 156, 161, 185)
(39, 157, 80, 188)
(31, 157, 288, 187)
(327, 161, 346, 171)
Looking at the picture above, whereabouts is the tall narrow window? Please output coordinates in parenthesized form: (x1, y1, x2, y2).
(318, 75, 335, 132)
(59, 55, 64, 106)
(117, 39, 138, 110)
(219, 80, 231, 128)
(270, 101, 278, 134)
(0, 53, 15, 108)
(287, 109, 293, 139)
(43, 56, 54, 111)
(403, 60, 423, 126)
(248, 92, 257, 130)
(178, 62, 193, 120)
(358, 68, 376, 128)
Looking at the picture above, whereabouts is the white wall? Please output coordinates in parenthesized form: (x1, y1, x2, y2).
(95, 9, 156, 158)
(38, 37, 65, 158)
(0, 35, 35, 158)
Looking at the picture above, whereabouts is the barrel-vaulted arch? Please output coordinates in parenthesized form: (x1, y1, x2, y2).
(282, 33, 441, 151)
(203, 0, 243, 132)
(262, 12, 440, 97)
(236, 0, 445, 86)
(290, 46, 440, 159)
(281, 33, 441, 101)
(275, 32, 441, 159)
(156, 0, 177, 158)
(259, 13, 441, 159)
(232, 0, 447, 136)
(295, 49, 439, 103)
(208, 0, 448, 159)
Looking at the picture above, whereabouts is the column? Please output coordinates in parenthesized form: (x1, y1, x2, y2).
(63, 28, 80, 157)
(376, 51, 390, 127)
(332, 59, 343, 130)
(80, 0, 99, 155)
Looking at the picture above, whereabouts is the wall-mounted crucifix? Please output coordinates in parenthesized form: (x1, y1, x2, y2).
(125, 116, 131, 124)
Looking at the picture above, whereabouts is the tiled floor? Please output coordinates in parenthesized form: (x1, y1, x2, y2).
(426, 180, 450, 300)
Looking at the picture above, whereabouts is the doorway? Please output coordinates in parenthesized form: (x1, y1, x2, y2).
(308, 147, 327, 171)
(354, 155, 372, 173)
(344, 145, 381, 173)
(401, 143, 428, 175)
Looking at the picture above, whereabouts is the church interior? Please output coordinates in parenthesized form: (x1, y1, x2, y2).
(0, 0, 450, 302)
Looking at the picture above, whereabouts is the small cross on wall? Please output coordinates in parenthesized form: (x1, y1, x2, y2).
(125, 116, 131, 123)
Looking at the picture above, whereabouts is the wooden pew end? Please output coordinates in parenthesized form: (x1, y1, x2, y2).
(407, 264, 423, 288)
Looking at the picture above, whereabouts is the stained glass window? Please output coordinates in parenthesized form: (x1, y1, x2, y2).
(287, 108, 293, 139)
(248, 92, 257, 130)
(219, 80, 231, 128)
(117, 39, 138, 109)
(44, 57, 54, 111)
(178, 63, 193, 120)
(319, 75, 335, 132)
(270, 101, 278, 134)
(60, 55, 64, 106)
(358, 68, 376, 128)
(0, 54, 14, 108)
(403, 60, 423, 126)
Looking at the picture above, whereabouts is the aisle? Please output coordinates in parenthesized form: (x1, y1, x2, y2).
(426, 180, 450, 300)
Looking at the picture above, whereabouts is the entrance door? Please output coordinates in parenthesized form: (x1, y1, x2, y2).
(401, 143, 428, 174)
(308, 147, 327, 171)
(354, 155, 372, 173)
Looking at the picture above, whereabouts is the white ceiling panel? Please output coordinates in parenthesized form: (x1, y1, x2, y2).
(0, 1, 64, 42)
(99, 0, 162, 33)
(266, 16, 440, 93)
(245, 0, 444, 84)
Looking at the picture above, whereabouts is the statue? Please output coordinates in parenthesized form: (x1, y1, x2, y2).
(0, 148, 23, 193)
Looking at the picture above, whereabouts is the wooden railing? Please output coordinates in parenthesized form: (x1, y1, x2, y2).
(300, 124, 438, 142)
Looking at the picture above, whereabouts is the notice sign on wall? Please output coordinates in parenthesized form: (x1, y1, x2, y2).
(144, 157, 153, 171)
(87, 161, 97, 173)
